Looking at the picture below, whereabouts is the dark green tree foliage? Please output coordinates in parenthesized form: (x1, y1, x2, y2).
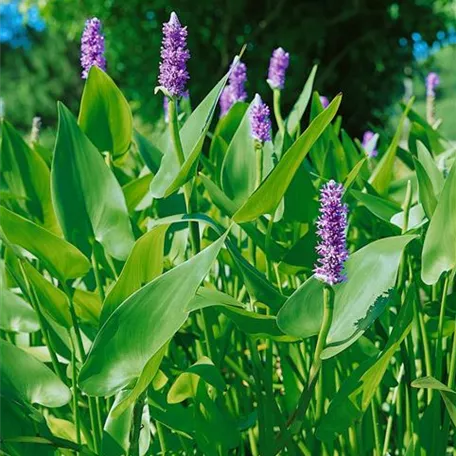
(2, 0, 450, 134)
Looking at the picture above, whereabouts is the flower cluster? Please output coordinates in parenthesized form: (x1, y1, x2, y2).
(314, 180, 349, 286)
(219, 60, 247, 117)
(80, 18, 106, 79)
(249, 94, 272, 143)
(362, 130, 378, 158)
(426, 72, 440, 97)
(158, 12, 190, 97)
(267, 47, 290, 90)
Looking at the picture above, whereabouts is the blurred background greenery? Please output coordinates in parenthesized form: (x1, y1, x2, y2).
(1, 0, 455, 146)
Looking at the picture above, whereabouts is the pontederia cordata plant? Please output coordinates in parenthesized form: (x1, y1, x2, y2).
(0, 11, 455, 456)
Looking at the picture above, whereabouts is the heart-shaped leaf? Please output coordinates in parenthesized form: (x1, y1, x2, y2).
(78, 66, 133, 158)
(52, 103, 134, 260)
(277, 235, 416, 358)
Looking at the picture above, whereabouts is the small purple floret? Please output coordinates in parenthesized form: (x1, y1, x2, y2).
(267, 47, 289, 90)
(158, 12, 190, 97)
(320, 96, 329, 109)
(314, 180, 349, 286)
(362, 130, 378, 158)
(426, 72, 440, 97)
(80, 17, 106, 79)
(250, 94, 272, 143)
(219, 60, 247, 117)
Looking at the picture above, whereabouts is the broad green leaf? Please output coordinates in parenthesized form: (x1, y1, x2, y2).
(100, 225, 169, 324)
(316, 289, 414, 441)
(111, 344, 168, 418)
(417, 142, 444, 195)
(52, 103, 134, 260)
(0, 206, 90, 281)
(233, 95, 342, 222)
(167, 357, 226, 404)
(369, 98, 413, 194)
(351, 190, 401, 223)
(413, 157, 437, 218)
(0, 121, 60, 234)
(422, 159, 456, 285)
(150, 65, 234, 198)
(209, 102, 248, 174)
(0, 288, 39, 333)
(411, 376, 456, 426)
(134, 129, 163, 174)
(122, 173, 153, 213)
(278, 226, 317, 273)
(390, 204, 427, 231)
(22, 261, 72, 329)
(277, 235, 416, 358)
(79, 233, 227, 396)
(46, 416, 86, 444)
(73, 289, 102, 326)
(78, 66, 133, 158)
(221, 100, 256, 204)
(188, 287, 293, 341)
(286, 65, 318, 136)
(0, 339, 71, 408)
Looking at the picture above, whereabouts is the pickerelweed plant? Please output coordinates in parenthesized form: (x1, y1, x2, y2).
(1, 11, 456, 456)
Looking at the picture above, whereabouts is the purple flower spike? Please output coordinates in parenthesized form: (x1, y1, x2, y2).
(314, 180, 349, 286)
(80, 17, 106, 79)
(250, 94, 272, 143)
(267, 47, 290, 90)
(320, 96, 329, 109)
(219, 60, 247, 117)
(362, 130, 378, 158)
(158, 12, 190, 97)
(426, 72, 440, 97)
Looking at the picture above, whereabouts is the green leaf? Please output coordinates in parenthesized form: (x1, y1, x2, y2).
(0, 286, 39, 333)
(411, 376, 456, 426)
(221, 100, 256, 204)
(0, 206, 91, 282)
(0, 339, 71, 408)
(150, 67, 233, 198)
(111, 344, 168, 418)
(73, 289, 102, 326)
(209, 102, 248, 174)
(0, 121, 61, 235)
(188, 287, 294, 341)
(78, 66, 133, 158)
(52, 103, 134, 260)
(286, 65, 318, 137)
(133, 129, 163, 174)
(416, 142, 444, 195)
(351, 190, 401, 223)
(422, 159, 456, 285)
(167, 357, 226, 404)
(22, 261, 72, 329)
(122, 173, 153, 214)
(413, 157, 437, 219)
(316, 289, 414, 441)
(100, 225, 169, 324)
(233, 95, 342, 222)
(277, 235, 416, 358)
(369, 98, 413, 194)
(200, 174, 285, 260)
(79, 233, 227, 396)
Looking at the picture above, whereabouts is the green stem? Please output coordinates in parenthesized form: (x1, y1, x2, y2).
(129, 392, 145, 456)
(435, 273, 450, 379)
(69, 336, 82, 450)
(156, 421, 167, 455)
(91, 249, 106, 302)
(371, 398, 381, 456)
(285, 286, 334, 432)
(273, 89, 285, 136)
(168, 97, 200, 254)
